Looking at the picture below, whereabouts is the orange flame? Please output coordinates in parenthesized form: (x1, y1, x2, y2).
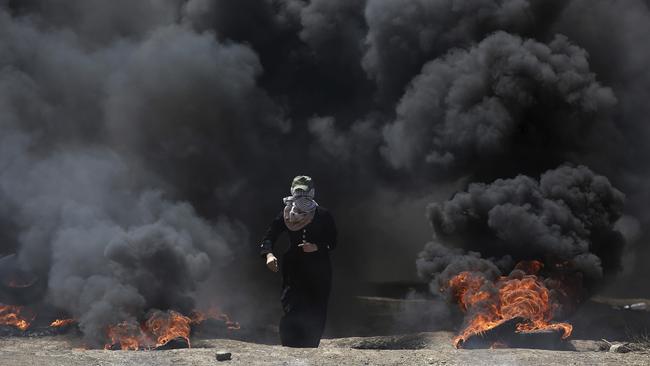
(190, 306, 241, 330)
(146, 310, 192, 348)
(445, 261, 573, 348)
(104, 321, 148, 350)
(50, 318, 76, 328)
(0, 304, 34, 331)
(104, 307, 239, 350)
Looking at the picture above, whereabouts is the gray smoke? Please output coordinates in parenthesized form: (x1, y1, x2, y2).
(0, 133, 237, 344)
(417, 165, 626, 295)
(416, 242, 503, 294)
(381, 31, 616, 172)
(363, 0, 567, 100)
(0, 4, 269, 345)
(1, 0, 650, 342)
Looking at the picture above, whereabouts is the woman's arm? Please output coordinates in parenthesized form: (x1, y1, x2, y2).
(259, 211, 286, 258)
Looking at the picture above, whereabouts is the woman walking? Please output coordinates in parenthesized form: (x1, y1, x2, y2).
(259, 175, 337, 347)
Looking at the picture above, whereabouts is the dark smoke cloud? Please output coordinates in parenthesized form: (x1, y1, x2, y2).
(381, 32, 617, 176)
(298, 0, 366, 70)
(308, 115, 382, 165)
(417, 165, 626, 290)
(0, 5, 266, 345)
(7, 0, 184, 44)
(363, 0, 567, 101)
(0, 133, 236, 345)
(549, 0, 650, 294)
(416, 242, 503, 294)
(1, 0, 650, 343)
(102, 23, 288, 208)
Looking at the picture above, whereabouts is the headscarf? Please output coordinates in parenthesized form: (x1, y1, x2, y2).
(283, 187, 318, 231)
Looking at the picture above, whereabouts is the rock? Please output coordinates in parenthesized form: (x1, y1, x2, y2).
(216, 351, 232, 361)
(609, 343, 631, 353)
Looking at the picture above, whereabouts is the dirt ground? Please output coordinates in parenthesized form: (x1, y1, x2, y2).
(1, 332, 649, 366)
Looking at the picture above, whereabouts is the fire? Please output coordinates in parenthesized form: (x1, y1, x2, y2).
(104, 312, 192, 351)
(190, 306, 241, 330)
(104, 307, 239, 350)
(50, 318, 76, 328)
(146, 310, 192, 348)
(445, 261, 573, 348)
(0, 304, 34, 331)
(105, 321, 146, 351)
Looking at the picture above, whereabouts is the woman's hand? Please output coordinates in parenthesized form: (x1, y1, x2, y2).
(299, 242, 318, 253)
(266, 253, 279, 272)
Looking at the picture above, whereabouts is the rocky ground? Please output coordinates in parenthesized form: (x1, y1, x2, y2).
(1, 331, 649, 366)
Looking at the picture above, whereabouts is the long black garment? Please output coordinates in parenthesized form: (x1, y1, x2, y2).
(260, 206, 337, 347)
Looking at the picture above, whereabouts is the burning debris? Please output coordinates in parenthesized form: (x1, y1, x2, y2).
(418, 165, 627, 349)
(0, 304, 33, 331)
(104, 310, 193, 351)
(50, 318, 76, 328)
(458, 317, 568, 350)
(444, 261, 572, 349)
(104, 307, 240, 351)
(0, 303, 77, 338)
(1, 270, 239, 350)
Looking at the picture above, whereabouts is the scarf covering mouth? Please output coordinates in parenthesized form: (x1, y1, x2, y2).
(283, 189, 318, 231)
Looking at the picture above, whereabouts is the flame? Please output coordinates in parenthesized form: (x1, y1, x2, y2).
(104, 321, 146, 350)
(50, 318, 75, 328)
(104, 307, 239, 350)
(0, 304, 34, 331)
(190, 306, 241, 330)
(445, 261, 573, 348)
(146, 310, 192, 348)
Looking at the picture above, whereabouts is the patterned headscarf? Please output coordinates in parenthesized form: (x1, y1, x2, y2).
(283, 184, 318, 231)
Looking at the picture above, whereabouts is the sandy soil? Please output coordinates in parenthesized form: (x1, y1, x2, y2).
(1, 332, 649, 366)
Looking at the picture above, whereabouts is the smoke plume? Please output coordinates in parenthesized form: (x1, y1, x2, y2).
(0, 0, 649, 343)
(381, 32, 617, 174)
(417, 165, 626, 292)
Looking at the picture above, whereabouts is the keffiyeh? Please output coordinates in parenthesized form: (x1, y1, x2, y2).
(283, 188, 318, 231)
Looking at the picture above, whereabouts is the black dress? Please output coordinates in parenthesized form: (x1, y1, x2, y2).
(259, 206, 337, 347)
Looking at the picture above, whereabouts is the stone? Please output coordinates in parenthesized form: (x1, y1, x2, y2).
(216, 351, 232, 361)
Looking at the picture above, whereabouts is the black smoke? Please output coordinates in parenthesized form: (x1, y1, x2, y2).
(417, 165, 626, 293)
(363, 0, 568, 101)
(0, 0, 649, 344)
(381, 32, 617, 176)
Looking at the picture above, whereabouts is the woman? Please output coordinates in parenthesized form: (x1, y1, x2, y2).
(259, 175, 337, 347)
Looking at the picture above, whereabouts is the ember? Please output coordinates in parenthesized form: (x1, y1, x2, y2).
(445, 261, 573, 349)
